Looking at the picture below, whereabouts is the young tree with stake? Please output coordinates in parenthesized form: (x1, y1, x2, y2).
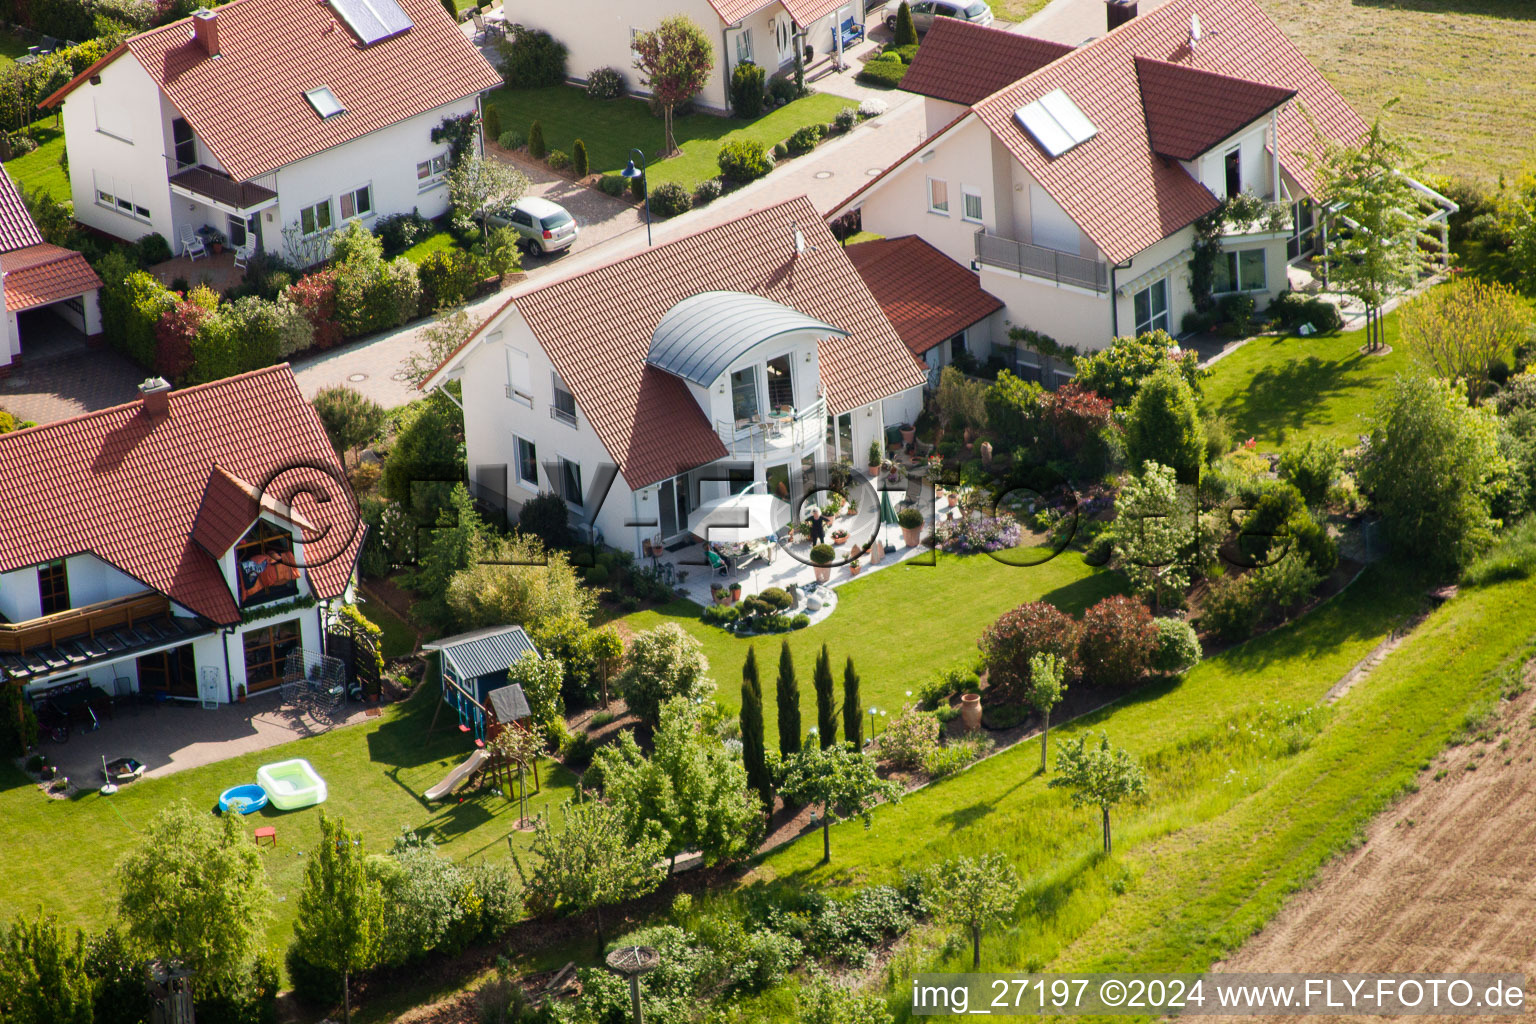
(293, 812, 384, 1024)
(631, 16, 714, 157)
(1025, 652, 1065, 773)
(779, 744, 900, 864)
(928, 854, 1023, 969)
(1049, 733, 1147, 854)
(814, 643, 837, 749)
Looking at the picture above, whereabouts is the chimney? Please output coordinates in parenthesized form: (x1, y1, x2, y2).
(139, 377, 172, 420)
(192, 7, 219, 57)
(1105, 0, 1136, 31)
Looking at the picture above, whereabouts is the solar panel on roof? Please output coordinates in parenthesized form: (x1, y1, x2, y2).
(1014, 87, 1096, 158)
(329, 0, 412, 46)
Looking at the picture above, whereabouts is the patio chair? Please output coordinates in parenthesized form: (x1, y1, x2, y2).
(707, 550, 730, 577)
(179, 226, 206, 262)
(232, 239, 256, 270)
(469, 9, 490, 43)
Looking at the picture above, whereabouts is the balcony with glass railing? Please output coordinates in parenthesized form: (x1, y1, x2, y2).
(717, 397, 827, 459)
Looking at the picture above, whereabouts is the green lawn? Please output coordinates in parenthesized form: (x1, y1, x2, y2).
(4, 119, 69, 203)
(401, 230, 463, 264)
(361, 595, 420, 658)
(0, 31, 29, 66)
(617, 548, 1122, 722)
(0, 683, 577, 988)
(485, 85, 857, 192)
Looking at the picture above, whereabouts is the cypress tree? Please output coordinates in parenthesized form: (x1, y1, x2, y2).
(528, 120, 547, 160)
(843, 656, 863, 749)
(572, 139, 590, 178)
(740, 648, 772, 809)
(894, 0, 918, 47)
(814, 643, 837, 749)
(483, 105, 502, 146)
(776, 641, 801, 758)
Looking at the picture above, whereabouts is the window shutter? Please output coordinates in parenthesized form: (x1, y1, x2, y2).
(505, 347, 532, 394)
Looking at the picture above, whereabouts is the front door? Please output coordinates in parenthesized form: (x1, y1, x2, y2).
(137, 644, 197, 699)
(775, 11, 795, 66)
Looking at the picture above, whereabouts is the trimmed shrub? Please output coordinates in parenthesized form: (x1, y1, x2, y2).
(767, 76, 797, 105)
(154, 299, 207, 380)
(188, 295, 286, 384)
(528, 119, 547, 159)
(731, 61, 766, 119)
(497, 24, 568, 88)
(286, 270, 342, 350)
(586, 65, 626, 99)
(1077, 595, 1157, 687)
(1277, 438, 1342, 506)
(273, 295, 315, 357)
(887, 42, 919, 63)
(497, 129, 525, 150)
(648, 181, 692, 218)
(772, 141, 789, 159)
(758, 587, 793, 610)
(892, 0, 917, 45)
(717, 139, 772, 183)
(598, 174, 627, 197)
(374, 209, 432, 257)
(834, 106, 858, 131)
(693, 177, 723, 205)
(134, 232, 172, 266)
(103, 265, 177, 369)
(786, 123, 825, 154)
(856, 59, 907, 88)
(629, 172, 646, 201)
(979, 601, 1080, 695)
(483, 104, 502, 143)
(1151, 617, 1202, 675)
(1199, 574, 1263, 642)
(1268, 290, 1344, 334)
(1250, 554, 1322, 613)
(417, 248, 482, 313)
(517, 490, 574, 549)
(572, 139, 589, 178)
(547, 148, 570, 170)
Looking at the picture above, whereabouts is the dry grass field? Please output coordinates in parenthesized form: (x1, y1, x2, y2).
(1217, 682, 1536, 1019)
(1257, 0, 1536, 181)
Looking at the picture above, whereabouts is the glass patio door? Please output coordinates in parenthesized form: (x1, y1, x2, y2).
(658, 476, 691, 541)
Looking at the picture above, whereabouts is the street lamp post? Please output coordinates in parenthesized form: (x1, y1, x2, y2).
(621, 147, 652, 247)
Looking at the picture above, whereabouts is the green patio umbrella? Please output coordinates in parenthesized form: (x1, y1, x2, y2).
(879, 489, 898, 526)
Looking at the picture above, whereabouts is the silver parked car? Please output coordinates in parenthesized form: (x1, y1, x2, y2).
(883, 0, 993, 33)
(489, 196, 578, 255)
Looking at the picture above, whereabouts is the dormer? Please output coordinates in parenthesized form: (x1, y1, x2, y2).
(191, 463, 311, 608)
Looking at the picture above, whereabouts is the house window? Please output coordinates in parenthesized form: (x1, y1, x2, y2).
(961, 185, 982, 223)
(505, 346, 533, 407)
(1224, 147, 1242, 199)
(765, 354, 794, 410)
(236, 520, 300, 605)
(299, 199, 333, 236)
(417, 153, 449, 192)
(730, 366, 759, 424)
(38, 560, 69, 616)
(551, 372, 577, 425)
(303, 86, 346, 119)
(172, 117, 196, 168)
(949, 330, 967, 359)
(339, 184, 373, 220)
(559, 457, 584, 508)
(515, 436, 538, 487)
(1133, 278, 1169, 334)
(243, 618, 302, 693)
(1287, 198, 1317, 260)
(227, 214, 255, 248)
(630, 27, 643, 63)
(1213, 248, 1268, 293)
(927, 177, 949, 215)
(735, 28, 753, 64)
(93, 174, 152, 224)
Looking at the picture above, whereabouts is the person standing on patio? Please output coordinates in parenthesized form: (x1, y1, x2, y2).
(808, 507, 826, 547)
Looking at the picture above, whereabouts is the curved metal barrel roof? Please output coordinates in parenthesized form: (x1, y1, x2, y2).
(646, 291, 848, 386)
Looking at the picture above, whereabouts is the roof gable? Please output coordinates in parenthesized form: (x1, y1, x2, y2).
(901, 19, 1073, 107)
(0, 366, 361, 624)
(966, 0, 1365, 262)
(844, 236, 1003, 361)
(1135, 55, 1294, 160)
(48, 0, 501, 182)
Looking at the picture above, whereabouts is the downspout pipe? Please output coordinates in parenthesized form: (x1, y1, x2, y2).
(222, 626, 235, 703)
(1108, 257, 1133, 338)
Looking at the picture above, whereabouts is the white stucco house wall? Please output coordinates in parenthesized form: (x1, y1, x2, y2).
(422, 195, 926, 557)
(830, 0, 1450, 374)
(0, 367, 363, 704)
(515, 0, 866, 114)
(41, 0, 500, 261)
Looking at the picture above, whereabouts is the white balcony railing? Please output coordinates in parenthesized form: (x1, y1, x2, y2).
(974, 229, 1109, 293)
(718, 397, 826, 459)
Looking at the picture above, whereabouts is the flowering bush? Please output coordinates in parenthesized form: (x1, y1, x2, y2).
(979, 601, 1080, 694)
(1077, 595, 1158, 687)
(153, 299, 208, 379)
(876, 704, 939, 771)
(288, 270, 342, 350)
(933, 514, 1021, 553)
(858, 98, 887, 117)
(1041, 382, 1113, 458)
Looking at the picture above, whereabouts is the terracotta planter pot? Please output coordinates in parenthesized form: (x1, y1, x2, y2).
(900, 426, 916, 445)
(813, 565, 832, 583)
(902, 525, 921, 548)
(979, 441, 992, 465)
(869, 463, 880, 477)
(849, 562, 862, 576)
(959, 693, 982, 732)
(947, 495, 958, 508)
(730, 585, 742, 601)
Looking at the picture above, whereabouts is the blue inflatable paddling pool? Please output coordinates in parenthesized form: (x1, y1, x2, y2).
(219, 784, 269, 815)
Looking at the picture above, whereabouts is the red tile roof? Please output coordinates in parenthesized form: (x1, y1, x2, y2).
(0, 365, 362, 625)
(1, 244, 102, 311)
(970, 0, 1365, 262)
(43, 0, 500, 183)
(1135, 56, 1294, 160)
(429, 196, 926, 489)
(901, 19, 1073, 107)
(192, 464, 263, 559)
(844, 235, 1002, 361)
(0, 168, 44, 253)
(710, 0, 779, 24)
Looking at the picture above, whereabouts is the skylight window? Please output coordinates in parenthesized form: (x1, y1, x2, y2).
(1015, 88, 1097, 157)
(304, 86, 345, 119)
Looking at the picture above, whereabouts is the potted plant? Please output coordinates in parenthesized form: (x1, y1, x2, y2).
(898, 506, 924, 547)
(730, 581, 743, 603)
(831, 527, 849, 545)
(848, 553, 862, 576)
(206, 228, 226, 255)
(884, 460, 902, 484)
(810, 543, 835, 583)
(868, 440, 882, 476)
(899, 422, 916, 445)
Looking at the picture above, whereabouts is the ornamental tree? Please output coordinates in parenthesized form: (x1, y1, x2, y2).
(1124, 366, 1205, 484)
(619, 622, 713, 727)
(1311, 115, 1434, 353)
(589, 625, 625, 709)
(978, 601, 1079, 699)
(446, 155, 529, 240)
(311, 386, 386, 465)
(814, 643, 837, 749)
(0, 913, 94, 1024)
(779, 744, 901, 863)
(1024, 652, 1065, 772)
(506, 649, 566, 734)
(842, 656, 863, 749)
(293, 812, 384, 1024)
(1103, 462, 1204, 612)
(631, 16, 714, 156)
(892, 0, 917, 46)
(776, 640, 802, 758)
(1049, 733, 1147, 854)
(740, 647, 773, 809)
(116, 801, 272, 995)
(1402, 276, 1530, 402)
(1077, 595, 1158, 688)
(927, 854, 1024, 968)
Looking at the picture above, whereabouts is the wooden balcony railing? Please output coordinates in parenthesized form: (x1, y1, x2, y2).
(0, 591, 170, 655)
